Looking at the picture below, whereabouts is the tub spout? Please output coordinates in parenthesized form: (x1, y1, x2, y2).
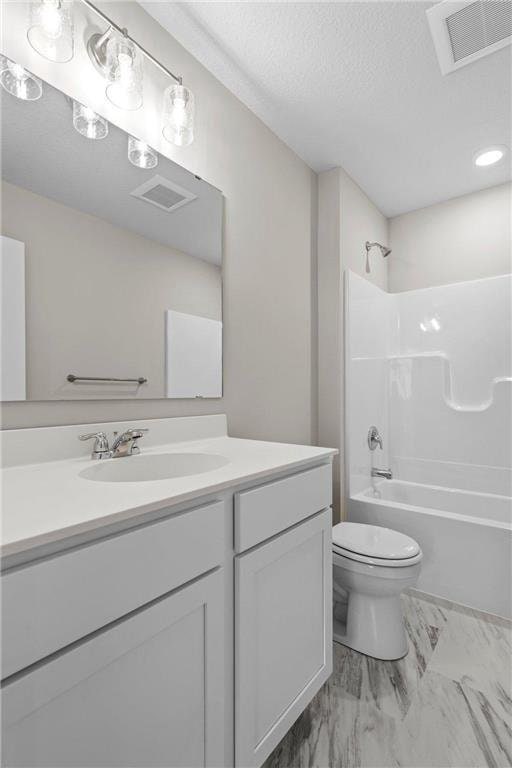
(372, 468, 393, 480)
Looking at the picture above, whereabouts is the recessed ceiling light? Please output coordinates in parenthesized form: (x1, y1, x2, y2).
(473, 146, 507, 167)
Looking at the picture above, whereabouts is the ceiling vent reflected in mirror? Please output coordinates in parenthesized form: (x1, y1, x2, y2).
(130, 175, 197, 213)
(427, 0, 512, 75)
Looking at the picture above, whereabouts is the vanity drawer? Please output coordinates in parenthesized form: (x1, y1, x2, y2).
(1, 500, 224, 679)
(234, 463, 332, 552)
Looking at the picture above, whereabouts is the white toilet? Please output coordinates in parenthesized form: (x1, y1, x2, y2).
(332, 522, 422, 660)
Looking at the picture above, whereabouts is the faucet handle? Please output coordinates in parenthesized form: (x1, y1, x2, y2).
(127, 428, 148, 455)
(127, 428, 149, 437)
(78, 431, 110, 458)
(367, 426, 383, 451)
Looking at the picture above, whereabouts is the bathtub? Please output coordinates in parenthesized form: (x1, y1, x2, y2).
(348, 478, 512, 618)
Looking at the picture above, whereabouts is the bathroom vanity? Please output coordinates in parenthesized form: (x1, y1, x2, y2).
(1, 415, 335, 768)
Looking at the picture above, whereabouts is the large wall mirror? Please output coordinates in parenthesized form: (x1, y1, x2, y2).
(0, 79, 223, 401)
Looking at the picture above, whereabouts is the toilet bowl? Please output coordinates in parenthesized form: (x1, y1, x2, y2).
(332, 522, 422, 660)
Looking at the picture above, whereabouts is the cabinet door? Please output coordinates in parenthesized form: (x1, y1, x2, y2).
(2, 570, 224, 768)
(235, 509, 332, 768)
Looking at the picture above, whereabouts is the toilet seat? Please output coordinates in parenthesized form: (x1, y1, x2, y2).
(332, 522, 422, 568)
(333, 543, 423, 568)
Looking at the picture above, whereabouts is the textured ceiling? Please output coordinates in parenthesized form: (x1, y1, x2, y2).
(141, 1, 511, 217)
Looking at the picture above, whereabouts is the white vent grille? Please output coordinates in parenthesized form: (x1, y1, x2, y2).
(130, 175, 197, 212)
(427, 1, 512, 75)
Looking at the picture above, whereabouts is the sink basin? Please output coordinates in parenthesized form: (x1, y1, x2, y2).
(79, 453, 230, 483)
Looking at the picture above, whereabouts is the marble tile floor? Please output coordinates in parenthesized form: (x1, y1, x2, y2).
(264, 591, 512, 768)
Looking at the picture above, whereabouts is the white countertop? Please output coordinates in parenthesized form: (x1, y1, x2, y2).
(1, 434, 335, 560)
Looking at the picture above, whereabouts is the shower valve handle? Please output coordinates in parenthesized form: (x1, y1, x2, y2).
(368, 426, 383, 451)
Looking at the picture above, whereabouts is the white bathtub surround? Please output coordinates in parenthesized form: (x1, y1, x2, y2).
(345, 271, 512, 618)
(1, 415, 335, 768)
(332, 522, 422, 660)
(350, 485, 512, 620)
(264, 591, 512, 768)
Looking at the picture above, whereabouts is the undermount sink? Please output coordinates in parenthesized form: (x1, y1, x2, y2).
(79, 452, 230, 483)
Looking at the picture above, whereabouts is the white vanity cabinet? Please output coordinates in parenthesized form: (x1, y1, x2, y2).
(1, 454, 333, 768)
(2, 570, 224, 768)
(1, 499, 227, 768)
(235, 510, 332, 768)
(234, 466, 333, 768)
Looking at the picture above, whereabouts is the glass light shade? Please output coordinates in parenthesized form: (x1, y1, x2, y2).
(128, 136, 158, 169)
(474, 147, 505, 167)
(72, 101, 108, 140)
(0, 58, 42, 100)
(162, 84, 194, 147)
(27, 0, 74, 63)
(105, 34, 143, 110)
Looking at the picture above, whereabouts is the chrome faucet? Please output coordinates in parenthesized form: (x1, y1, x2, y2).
(79, 428, 149, 459)
(110, 428, 148, 458)
(78, 431, 111, 460)
(367, 427, 392, 479)
(371, 467, 393, 480)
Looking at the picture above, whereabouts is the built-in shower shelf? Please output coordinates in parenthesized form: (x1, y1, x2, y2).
(352, 352, 511, 412)
(388, 353, 511, 413)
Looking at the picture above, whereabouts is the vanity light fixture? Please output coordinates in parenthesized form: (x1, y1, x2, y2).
(128, 136, 158, 169)
(87, 26, 143, 110)
(0, 57, 42, 100)
(72, 100, 108, 139)
(27, 0, 74, 63)
(105, 32, 143, 110)
(473, 146, 507, 167)
(82, 0, 194, 144)
(162, 84, 195, 147)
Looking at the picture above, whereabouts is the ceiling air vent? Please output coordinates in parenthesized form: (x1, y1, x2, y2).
(130, 175, 197, 212)
(427, 0, 512, 75)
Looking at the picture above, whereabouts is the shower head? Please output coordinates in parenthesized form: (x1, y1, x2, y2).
(365, 241, 392, 273)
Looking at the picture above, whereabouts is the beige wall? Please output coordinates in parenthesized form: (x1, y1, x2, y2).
(339, 170, 388, 291)
(2, 181, 221, 401)
(317, 167, 388, 520)
(1, 2, 316, 444)
(389, 183, 512, 292)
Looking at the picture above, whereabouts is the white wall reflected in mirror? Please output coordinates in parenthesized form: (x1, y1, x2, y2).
(0, 78, 223, 401)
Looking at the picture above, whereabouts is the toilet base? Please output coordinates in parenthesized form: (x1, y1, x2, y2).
(331, 525, 422, 661)
(332, 593, 409, 660)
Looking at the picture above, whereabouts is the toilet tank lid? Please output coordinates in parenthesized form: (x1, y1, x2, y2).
(332, 522, 420, 560)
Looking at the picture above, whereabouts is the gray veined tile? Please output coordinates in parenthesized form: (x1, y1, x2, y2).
(410, 589, 512, 629)
(332, 697, 404, 768)
(409, 589, 512, 630)
(402, 591, 450, 637)
(265, 593, 511, 768)
(264, 667, 404, 768)
(428, 606, 512, 706)
(334, 594, 445, 722)
(401, 670, 512, 768)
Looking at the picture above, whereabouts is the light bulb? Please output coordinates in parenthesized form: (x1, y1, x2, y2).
(128, 136, 158, 169)
(28, 0, 74, 63)
(105, 34, 143, 111)
(40, 0, 63, 38)
(473, 147, 506, 167)
(162, 84, 194, 147)
(72, 100, 108, 140)
(0, 57, 42, 100)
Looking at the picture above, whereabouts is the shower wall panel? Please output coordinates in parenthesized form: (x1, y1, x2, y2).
(345, 271, 512, 496)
